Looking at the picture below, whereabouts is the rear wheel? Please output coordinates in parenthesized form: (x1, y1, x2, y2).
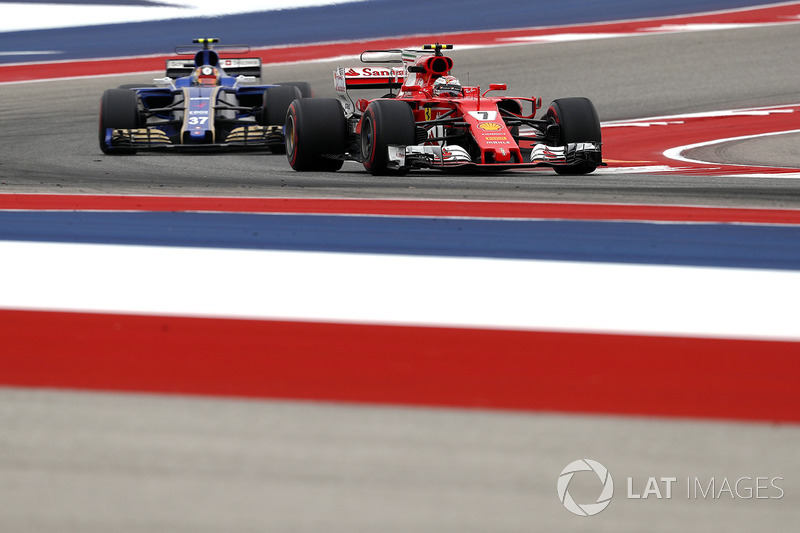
(99, 88, 139, 154)
(544, 97, 601, 175)
(262, 85, 302, 127)
(360, 100, 415, 175)
(285, 98, 347, 171)
(276, 81, 312, 98)
(262, 85, 303, 153)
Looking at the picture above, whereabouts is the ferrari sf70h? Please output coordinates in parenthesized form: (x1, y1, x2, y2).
(285, 43, 603, 174)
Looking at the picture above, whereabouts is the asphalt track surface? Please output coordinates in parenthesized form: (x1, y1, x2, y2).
(2, 19, 800, 533)
(3, 22, 800, 206)
(2, 387, 797, 533)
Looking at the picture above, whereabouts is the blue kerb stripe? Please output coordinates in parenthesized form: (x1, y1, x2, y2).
(0, 0, 782, 62)
(2, 211, 799, 270)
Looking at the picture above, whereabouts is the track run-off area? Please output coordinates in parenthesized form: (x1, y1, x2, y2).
(1, 1, 800, 532)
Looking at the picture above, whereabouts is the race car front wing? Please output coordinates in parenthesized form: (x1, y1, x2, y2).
(387, 142, 603, 170)
(529, 142, 603, 166)
(105, 125, 283, 150)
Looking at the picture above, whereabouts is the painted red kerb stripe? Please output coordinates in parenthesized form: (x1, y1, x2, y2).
(1, 310, 798, 423)
(2, 194, 800, 224)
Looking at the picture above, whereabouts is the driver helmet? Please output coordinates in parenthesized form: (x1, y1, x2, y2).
(192, 65, 221, 86)
(433, 75, 462, 97)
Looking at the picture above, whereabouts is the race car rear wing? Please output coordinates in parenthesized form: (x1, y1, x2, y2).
(334, 65, 406, 116)
(165, 57, 262, 79)
(333, 45, 448, 117)
(335, 66, 405, 90)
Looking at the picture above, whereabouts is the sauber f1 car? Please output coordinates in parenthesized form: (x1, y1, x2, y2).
(99, 38, 312, 154)
(285, 43, 603, 174)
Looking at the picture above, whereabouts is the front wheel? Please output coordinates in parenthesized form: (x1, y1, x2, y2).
(99, 88, 140, 154)
(117, 83, 155, 90)
(544, 97, 601, 175)
(360, 100, 415, 175)
(285, 98, 347, 172)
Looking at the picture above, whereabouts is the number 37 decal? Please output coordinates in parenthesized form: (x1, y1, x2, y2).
(188, 117, 209, 125)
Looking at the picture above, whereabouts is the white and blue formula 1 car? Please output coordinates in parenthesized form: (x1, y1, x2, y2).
(99, 38, 311, 154)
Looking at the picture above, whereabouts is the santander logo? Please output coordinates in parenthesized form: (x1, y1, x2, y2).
(345, 67, 403, 77)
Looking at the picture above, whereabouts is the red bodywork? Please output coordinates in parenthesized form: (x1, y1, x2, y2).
(327, 44, 602, 173)
(345, 47, 541, 166)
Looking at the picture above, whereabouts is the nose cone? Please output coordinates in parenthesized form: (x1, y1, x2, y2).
(493, 147, 512, 162)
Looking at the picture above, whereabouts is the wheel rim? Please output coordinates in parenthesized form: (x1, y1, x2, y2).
(285, 114, 296, 158)
(361, 116, 374, 161)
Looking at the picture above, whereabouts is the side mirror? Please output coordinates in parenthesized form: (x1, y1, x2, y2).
(482, 83, 507, 96)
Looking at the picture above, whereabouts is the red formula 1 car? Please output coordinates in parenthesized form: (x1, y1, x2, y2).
(285, 43, 603, 174)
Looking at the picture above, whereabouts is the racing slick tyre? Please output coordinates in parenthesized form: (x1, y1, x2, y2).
(262, 85, 303, 153)
(117, 83, 155, 90)
(99, 88, 140, 155)
(360, 100, 415, 176)
(498, 99, 523, 137)
(285, 98, 346, 172)
(276, 82, 313, 98)
(544, 97, 601, 175)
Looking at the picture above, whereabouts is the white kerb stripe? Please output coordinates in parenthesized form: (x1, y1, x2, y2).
(0, 240, 798, 341)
